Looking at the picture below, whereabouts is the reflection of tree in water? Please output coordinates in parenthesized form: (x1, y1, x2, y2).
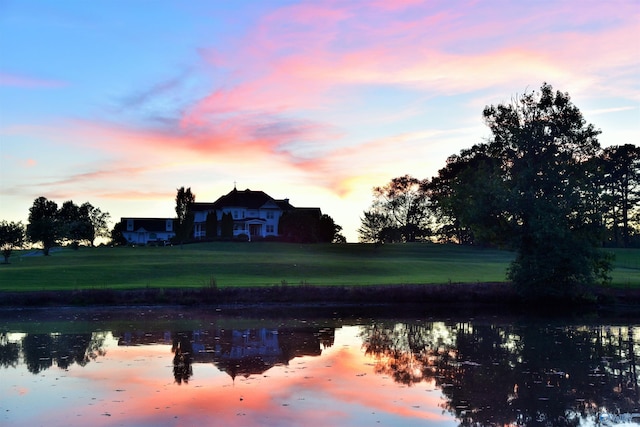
(172, 332, 193, 385)
(361, 321, 639, 426)
(0, 332, 20, 368)
(16, 332, 107, 374)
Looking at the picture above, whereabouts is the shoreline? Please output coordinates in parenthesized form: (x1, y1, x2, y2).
(1, 283, 639, 313)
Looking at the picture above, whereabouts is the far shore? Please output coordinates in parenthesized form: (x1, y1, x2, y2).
(2, 283, 640, 314)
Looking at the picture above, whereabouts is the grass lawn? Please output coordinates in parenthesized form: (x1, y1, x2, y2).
(0, 242, 637, 292)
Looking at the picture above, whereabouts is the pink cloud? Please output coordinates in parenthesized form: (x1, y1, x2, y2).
(220, 0, 637, 95)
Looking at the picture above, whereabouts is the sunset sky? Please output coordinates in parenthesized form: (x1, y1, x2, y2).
(1, 1, 638, 242)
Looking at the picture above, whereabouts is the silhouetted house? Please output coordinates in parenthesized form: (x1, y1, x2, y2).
(191, 187, 321, 241)
(120, 187, 322, 244)
(120, 218, 175, 245)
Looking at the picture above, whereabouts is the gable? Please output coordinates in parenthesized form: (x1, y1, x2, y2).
(123, 218, 174, 233)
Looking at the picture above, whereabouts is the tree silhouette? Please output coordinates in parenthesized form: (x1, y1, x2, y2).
(172, 332, 193, 384)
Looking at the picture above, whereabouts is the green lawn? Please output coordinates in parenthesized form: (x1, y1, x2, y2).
(0, 242, 637, 291)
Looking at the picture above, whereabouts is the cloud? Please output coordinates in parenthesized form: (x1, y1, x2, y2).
(0, 72, 66, 88)
(586, 106, 637, 116)
(121, 73, 188, 108)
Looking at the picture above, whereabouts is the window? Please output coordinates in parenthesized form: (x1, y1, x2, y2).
(266, 225, 274, 233)
(126, 219, 134, 231)
(266, 211, 274, 219)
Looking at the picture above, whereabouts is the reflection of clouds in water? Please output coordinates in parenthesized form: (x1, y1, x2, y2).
(4, 325, 456, 427)
(5, 318, 639, 427)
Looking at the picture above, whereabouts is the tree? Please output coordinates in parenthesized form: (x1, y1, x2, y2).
(479, 83, 609, 298)
(57, 200, 90, 248)
(205, 211, 218, 239)
(110, 220, 128, 246)
(82, 203, 111, 246)
(174, 187, 195, 245)
(0, 221, 25, 263)
(599, 144, 640, 247)
(317, 214, 345, 243)
(359, 175, 432, 243)
(55, 201, 110, 247)
(358, 211, 395, 244)
(27, 197, 60, 256)
(220, 212, 233, 239)
(428, 145, 508, 246)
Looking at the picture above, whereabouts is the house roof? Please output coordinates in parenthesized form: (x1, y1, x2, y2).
(121, 218, 174, 233)
(193, 188, 296, 211)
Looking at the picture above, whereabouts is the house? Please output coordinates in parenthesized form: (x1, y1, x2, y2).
(120, 218, 175, 245)
(120, 187, 321, 244)
(192, 187, 320, 241)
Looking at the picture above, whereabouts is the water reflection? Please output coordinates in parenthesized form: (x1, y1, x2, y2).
(361, 320, 640, 426)
(115, 326, 334, 381)
(1, 308, 639, 426)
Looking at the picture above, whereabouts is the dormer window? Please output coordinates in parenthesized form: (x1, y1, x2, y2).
(166, 220, 173, 231)
(127, 219, 134, 231)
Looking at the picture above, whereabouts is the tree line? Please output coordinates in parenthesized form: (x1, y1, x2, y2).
(0, 197, 111, 262)
(359, 83, 639, 298)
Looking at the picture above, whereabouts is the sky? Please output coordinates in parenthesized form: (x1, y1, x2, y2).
(1, 0, 639, 242)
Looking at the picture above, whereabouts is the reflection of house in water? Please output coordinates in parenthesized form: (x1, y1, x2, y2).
(116, 326, 335, 380)
(213, 327, 334, 379)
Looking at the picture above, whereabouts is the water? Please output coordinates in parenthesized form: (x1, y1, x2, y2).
(0, 306, 638, 426)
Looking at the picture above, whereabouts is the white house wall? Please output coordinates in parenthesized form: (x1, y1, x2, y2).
(194, 207, 282, 239)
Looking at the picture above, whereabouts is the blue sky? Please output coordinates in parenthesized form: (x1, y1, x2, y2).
(1, 0, 638, 241)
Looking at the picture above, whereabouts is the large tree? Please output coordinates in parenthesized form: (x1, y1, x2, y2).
(359, 175, 432, 243)
(0, 221, 25, 263)
(174, 187, 195, 245)
(27, 197, 60, 256)
(479, 83, 609, 298)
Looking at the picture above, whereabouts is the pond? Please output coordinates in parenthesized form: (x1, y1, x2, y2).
(0, 305, 638, 426)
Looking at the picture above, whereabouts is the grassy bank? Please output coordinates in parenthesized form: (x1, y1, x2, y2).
(1, 242, 637, 292)
(2, 242, 515, 291)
